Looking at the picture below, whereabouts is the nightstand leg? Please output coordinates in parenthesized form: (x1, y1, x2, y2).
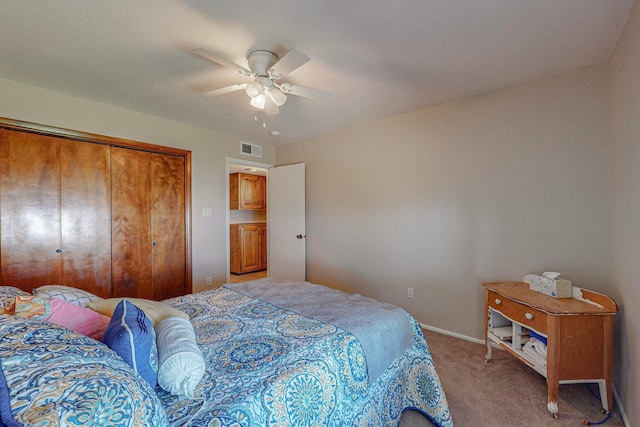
(485, 339, 492, 361)
(547, 397, 559, 417)
(598, 380, 610, 412)
(546, 317, 560, 417)
(484, 294, 492, 362)
(602, 316, 614, 412)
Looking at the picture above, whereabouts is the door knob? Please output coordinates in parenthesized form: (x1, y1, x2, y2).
(296, 234, 305, 239)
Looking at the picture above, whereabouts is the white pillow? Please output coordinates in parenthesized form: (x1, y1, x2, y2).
(156, 316, 205, 399)
(33, 285, 103, 307)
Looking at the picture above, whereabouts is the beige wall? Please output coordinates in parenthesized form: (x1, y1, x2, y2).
(608, 0, 640, 423)
(0, 77, 275, 293)
(277, 64, 610, 340)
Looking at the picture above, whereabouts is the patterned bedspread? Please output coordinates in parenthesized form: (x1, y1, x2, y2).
(0, 316, 168, 426)
(162, 282, 453, 427)
(0, 281, 452, 427)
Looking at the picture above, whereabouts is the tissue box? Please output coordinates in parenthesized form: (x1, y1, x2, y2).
(524, 275, 572, 298)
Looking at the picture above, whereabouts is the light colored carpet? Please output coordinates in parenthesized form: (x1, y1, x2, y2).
(421, 329, 625, 426)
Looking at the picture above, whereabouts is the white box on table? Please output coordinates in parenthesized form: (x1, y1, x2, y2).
(523, 273, 572, 298)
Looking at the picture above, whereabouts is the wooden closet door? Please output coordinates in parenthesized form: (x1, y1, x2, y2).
(151, 153, 186, 300)
(111, 149, 187, 300)
(111, 147, 152, 298)
(60, 140, 111, 297)
(0, 129, 62, 290)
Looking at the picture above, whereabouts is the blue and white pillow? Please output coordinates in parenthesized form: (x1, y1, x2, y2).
(102, 300, 159, 388)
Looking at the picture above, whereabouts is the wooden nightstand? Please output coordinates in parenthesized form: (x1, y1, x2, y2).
(482, 282, 617, 418)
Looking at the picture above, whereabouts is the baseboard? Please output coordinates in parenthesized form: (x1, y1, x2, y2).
(613, 385, 629, 427)
(419, 323, 485, 345)
(420, 323, 629, 427)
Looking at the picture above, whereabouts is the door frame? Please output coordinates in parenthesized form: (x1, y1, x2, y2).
(225, 157, 273, 283)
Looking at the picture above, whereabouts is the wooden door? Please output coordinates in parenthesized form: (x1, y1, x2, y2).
(151, 153, 186, 300)
(253, 175, 266, 209)
(111, 148, 187, 300)
(230, 173, 266, 210)
(111, 147, 152, 298)
(61, 139, 112, 297)
(240, 224, 263, 272)
(0, 129, 62, 289)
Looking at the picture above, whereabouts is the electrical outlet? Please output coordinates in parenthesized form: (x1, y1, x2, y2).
(407, 287, 414, 299)
(206, 276, 212, 285)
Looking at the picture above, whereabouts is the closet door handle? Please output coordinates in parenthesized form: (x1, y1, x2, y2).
(152, 241, 158, 246)
(56, 248, 62, 253)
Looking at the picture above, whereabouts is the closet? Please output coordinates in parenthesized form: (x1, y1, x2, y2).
(0, 119, 191, 299)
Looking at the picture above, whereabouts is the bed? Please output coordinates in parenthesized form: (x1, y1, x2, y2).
(0, 278, 452, 427)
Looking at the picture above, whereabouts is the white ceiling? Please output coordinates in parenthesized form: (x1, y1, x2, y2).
(0, 1, 634, 146)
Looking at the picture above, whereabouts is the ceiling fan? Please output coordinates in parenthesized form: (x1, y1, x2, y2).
(194, 47, 330, 116)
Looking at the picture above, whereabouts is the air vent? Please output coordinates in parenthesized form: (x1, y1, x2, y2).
(240, 141, 262, 158)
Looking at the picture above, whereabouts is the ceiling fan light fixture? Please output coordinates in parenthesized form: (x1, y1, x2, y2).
(195, 47, 329, 113)
(269, 87, 287, 106)
(250, 94, 266, 110)
(244, 81, 263, 98)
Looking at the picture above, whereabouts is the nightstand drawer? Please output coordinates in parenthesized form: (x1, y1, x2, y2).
(488, 291, 547, 333)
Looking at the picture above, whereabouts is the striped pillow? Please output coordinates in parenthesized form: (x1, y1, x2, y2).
(102, 300, 158, 388)
(156, 316, 205, 398)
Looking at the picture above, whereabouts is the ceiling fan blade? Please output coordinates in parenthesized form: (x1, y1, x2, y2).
(202, 83, 246, 97)
(279, 83, 330, 101)
(193, 48, 252, 76)
(270, 48, 310, 77)
(264, 93, 280, 116)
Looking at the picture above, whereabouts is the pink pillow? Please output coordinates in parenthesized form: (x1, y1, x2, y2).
(45, 298, 111, 340)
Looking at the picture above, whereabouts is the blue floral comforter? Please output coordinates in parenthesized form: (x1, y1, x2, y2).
(161, 280, 453, 427)
(0, 316, 169, 426)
